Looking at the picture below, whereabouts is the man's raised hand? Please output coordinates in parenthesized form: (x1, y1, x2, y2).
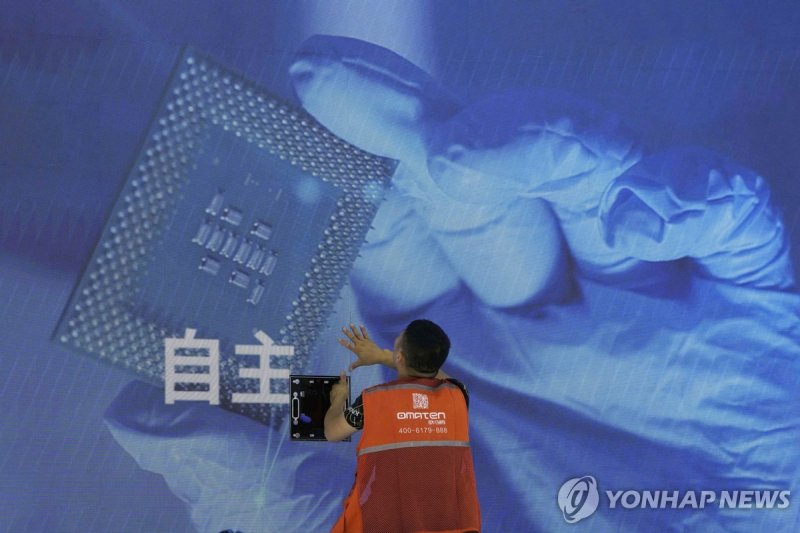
(338, 323, 394, 371)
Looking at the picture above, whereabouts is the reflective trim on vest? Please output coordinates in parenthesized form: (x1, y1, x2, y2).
(358, 439, 470, 456)
(366, 382, 460, 394)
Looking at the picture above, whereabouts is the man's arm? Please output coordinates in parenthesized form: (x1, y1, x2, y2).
(324, 372, 358, 442)
(327, 325, 395, 442)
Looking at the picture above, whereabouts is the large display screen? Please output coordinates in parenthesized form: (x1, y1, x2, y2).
(1, 2, 799, 532)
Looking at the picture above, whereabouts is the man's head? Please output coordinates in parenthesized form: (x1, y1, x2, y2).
(393, 319, 450, 376)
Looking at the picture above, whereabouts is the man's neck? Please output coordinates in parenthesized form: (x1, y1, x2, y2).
(398, 369, 439, 380)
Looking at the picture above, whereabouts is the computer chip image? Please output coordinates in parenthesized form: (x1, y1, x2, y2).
(53, 48, 396, 426)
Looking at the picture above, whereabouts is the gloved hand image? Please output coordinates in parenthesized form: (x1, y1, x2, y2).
(103, 35, 800, 533)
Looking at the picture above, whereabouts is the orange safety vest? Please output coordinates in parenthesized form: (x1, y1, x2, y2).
(331, 377, 481, 533)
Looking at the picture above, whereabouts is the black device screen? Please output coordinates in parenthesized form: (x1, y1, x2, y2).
(289, 375, 350, 441)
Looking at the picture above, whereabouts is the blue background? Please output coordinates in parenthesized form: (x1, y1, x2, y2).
(1, 1, 799, 531)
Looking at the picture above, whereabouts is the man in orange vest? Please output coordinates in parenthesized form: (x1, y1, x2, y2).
(325, 319, 481, 533)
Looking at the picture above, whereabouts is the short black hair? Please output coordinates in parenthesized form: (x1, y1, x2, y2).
(401, 319, 450, 374)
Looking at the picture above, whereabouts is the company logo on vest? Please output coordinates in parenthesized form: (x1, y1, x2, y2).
(412, 392, 429, 409)
(558, 476, 599, 523)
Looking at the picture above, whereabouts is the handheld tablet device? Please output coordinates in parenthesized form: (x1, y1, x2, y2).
(290, 375, 350, 441)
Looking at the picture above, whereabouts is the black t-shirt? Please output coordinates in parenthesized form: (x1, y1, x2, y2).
(343, 378, 469, 430)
